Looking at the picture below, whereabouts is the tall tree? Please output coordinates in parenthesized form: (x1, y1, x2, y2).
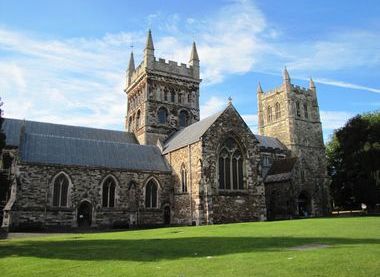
(326, 111, 380, 210)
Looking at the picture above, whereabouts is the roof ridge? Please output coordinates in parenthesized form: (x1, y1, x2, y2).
(5, 117, 131, 135)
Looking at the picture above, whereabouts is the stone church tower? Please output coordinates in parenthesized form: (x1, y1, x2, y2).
(124, 30, 201, 145)
(257, 68, 330, 215)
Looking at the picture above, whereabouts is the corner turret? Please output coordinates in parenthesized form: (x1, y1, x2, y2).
(144, 29, 155, 68)
(309, 77, 316, 92)
(189, 42, 200, 79)
(126, 51, 135, 86)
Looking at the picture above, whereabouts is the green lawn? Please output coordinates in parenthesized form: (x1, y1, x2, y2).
(1, 217, 379, 276)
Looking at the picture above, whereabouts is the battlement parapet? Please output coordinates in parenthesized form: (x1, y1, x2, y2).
(154, 58, 194, 78)
(263, 85, 284, 96)
(129, 58, 197, 86)
(291, 84, 313, 94)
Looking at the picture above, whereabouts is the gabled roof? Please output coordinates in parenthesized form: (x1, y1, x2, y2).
(3, 118, 170, 172)
(255, 135, 286, 150)
(20, 133, 170, 172)
(3, 118, 138, 147)
(162, 109, 224, 154)
(265, 157, 297, 183)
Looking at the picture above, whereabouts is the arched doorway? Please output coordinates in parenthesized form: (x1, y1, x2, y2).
(163, 206, 170, 225)
(77, 201, 92, 228)
(298, 191, 311, 217)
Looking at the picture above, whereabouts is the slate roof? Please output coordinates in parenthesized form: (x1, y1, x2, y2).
(3, 118, 138, 147)
(3, 118, 170, 172)
(255, 135, 286, 150)
(162, 110, 224, 154)
(265, 157, 297, 183)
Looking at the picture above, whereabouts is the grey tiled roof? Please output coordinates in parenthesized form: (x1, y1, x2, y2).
(3, 118, 170, 172)
(3, 118, 138, 147)
(163, 110, 224, 154)
(20, 133, 170, 172)
(265, 157, 297, 183)
(255, 135, 286, 150)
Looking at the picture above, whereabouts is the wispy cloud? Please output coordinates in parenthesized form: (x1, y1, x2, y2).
(315, 78, 380, 94)
(200, 96, 226, 119)
(320, 111, 354, 130)
(242, 114, 258, 132)
(0, 0, 378, 131)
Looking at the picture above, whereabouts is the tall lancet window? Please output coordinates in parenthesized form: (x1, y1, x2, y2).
(267, 106, 273, 123)
(158, 107, 168, 124)
(304, 103, 309, 119)
(181, 164, 188, 193)
(275, 102, 281, 120)
(136, 110, 141, 128)
(145, 179, 158, 208)
(52, 173, 70, 207)
(102, 176, 116, 208)
(179, 110, 189, 128)
(218, 137, 244, 190)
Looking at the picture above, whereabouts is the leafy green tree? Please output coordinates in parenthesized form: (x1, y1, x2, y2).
(326, 111, 380, 210)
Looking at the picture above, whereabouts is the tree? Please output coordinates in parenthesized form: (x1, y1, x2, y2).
(326, 111, 380, 210)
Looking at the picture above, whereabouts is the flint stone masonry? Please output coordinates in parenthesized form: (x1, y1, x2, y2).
(7, 164, 172, 230)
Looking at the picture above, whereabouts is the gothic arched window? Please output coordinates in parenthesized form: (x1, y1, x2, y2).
(267, 106, 273, 123)
(145, 179, 158, 208)
(296, 101, 301, 117)
(218, 137, 244, 190)
(178, 93, 182, 104)
(275, 102, 281, 120)
(187, 93, 191, 103)
(128, 116, 132, 131)
(179, 110, 189, 128)
(158, 107, 168, 124)
(181, 164, 187, 193)
(102, 176, 116, 208)
(164, 90, 168, 101)
(136, 110, 141, 128)
(52, 173, 70, 207)
(171, 90, 175, 102)
(304, 103, 309, 119)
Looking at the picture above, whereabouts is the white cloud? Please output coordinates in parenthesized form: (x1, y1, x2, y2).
(242, 114, 258, 132)
(315, 78, 380, 94)
(0, 0, 378, 132)
(200, 96, 226, 119)
(151, 0, 274, 84)
(320, 111, 354, 130)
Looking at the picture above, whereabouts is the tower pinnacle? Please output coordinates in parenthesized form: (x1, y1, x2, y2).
(283, 66, 290, 82)
(257, 82, 263, 93)
(309, 77, 316, 90)
(145, 29, 154, 50)
(128, 51, 135, 72)
(189, 41, 199, 62)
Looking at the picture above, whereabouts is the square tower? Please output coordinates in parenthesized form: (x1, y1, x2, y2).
(124, 30, 201, 145)
(257, 69, 330, 216)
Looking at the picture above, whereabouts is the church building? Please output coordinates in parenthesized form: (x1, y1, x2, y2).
(0, 30, 330, 231)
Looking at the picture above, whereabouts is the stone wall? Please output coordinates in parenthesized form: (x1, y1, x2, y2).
(7, 163, 172, 230)
(258, 80, 330, 217)
(164, 141, 202, 225)
(201, 105, 267, 224)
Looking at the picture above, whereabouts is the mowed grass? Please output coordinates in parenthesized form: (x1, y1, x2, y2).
(0, 217, 379, 277)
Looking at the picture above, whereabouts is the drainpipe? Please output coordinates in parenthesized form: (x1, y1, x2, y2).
(188, 144, 193, 225)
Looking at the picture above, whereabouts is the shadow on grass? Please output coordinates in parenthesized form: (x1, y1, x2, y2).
(0, 236, 378, 261)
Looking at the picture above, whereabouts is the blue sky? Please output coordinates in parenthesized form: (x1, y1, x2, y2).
(1, 0, 379, 143)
